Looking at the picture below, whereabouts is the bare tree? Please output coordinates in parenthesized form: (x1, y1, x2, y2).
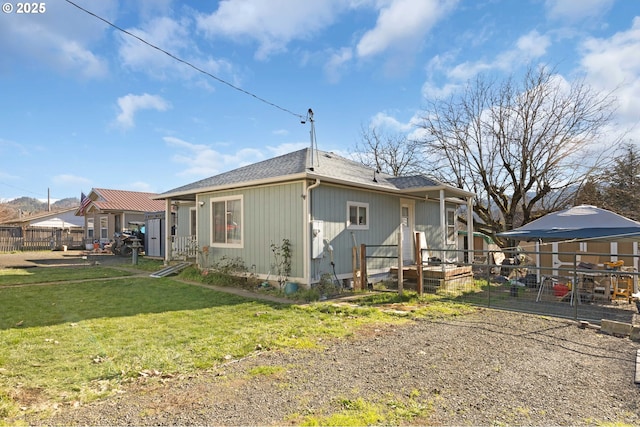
(600, 142, 640, 220)
(353, 125, 424, 176)
(0, 204, 17, 223)
(418, 65, 617, 246)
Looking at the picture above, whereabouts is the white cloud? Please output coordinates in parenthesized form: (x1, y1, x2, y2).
(266, 142, 309, 157)
(580, 17, 640, 140)
(369, 112, 414, 133)
(448, 30, 551, 82)
(421, 81, 462, 99)
(115, 94, 171, 129)
(196, 0, 346, 60)
(117, 15, 237, 86)
(164, 136, 266, 178)
(118, 16, 190, 77)
(0, 138, 28, 157)
(356, 0, 458, 59)
(127, 181, 155, 193)
(164, 137, 309, 179)
(0, 0, 115, 78)
(324, 47, 354, 83)
(545, 0, 614, 23)
(52, 174, 91, 187)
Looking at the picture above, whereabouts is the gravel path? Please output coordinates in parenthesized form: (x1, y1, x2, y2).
(24, 308, 640, 426)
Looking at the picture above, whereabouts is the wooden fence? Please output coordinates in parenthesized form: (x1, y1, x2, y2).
(0, 226, 85, 252)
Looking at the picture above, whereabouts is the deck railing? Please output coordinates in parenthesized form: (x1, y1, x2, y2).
(171, 235, 198, 260)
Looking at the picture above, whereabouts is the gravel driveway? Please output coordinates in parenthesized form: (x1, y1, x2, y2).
(22, 309, 640, 426)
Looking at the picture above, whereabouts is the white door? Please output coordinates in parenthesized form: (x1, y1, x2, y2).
(147, 218, 161, 257)
(401, 203, 414, 265)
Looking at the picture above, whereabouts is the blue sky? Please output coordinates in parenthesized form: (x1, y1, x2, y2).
(1, 0, 638, 202)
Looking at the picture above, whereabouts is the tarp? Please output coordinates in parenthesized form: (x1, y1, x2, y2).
(497, 205, 640, 241)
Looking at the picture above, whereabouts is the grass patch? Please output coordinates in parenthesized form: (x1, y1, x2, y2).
(248, 365, 286, 377)
(123, 257, 166, 272)
(296, 393, 432, 426)
(0, 266, 133, 286)
(0, 277, 414, 420)
(0, 263, 475, 423)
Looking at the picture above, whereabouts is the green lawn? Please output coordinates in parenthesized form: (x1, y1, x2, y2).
(0, 262, 474, 424)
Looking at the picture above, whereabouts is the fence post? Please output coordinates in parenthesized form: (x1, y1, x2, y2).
(573, 252, 578, 320)
(360, 244, 367, 291)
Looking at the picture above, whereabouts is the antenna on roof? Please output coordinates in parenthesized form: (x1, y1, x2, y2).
(303, 108, 318, 171)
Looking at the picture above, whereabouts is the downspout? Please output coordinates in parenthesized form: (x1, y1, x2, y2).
(304, 179, 321, 286)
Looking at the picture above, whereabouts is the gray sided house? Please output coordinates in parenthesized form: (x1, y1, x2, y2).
(155, 148, 475, 286)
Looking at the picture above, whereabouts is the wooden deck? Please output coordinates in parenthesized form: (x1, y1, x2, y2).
(390, 264, 474, 293)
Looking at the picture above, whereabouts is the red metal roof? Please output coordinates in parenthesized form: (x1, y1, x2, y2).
(90, 188, 166, 212)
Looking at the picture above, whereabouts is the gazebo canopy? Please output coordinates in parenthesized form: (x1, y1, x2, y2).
(498, 205, 640, 241)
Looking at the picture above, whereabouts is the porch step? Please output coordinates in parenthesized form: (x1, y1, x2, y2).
(150, 262, 191, 278)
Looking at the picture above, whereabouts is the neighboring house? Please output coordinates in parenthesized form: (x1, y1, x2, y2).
(154, 148, 475, 286)
(0, 207, 85, 250)
(2, 207, 84, 229)
(75, 188, 166, 248)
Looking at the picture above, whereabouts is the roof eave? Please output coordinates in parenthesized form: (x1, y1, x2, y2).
(404, 185, 475, 199)
(154, 172, 310, 200)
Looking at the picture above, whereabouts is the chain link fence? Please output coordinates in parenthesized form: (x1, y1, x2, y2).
(365, 244, 639, 325)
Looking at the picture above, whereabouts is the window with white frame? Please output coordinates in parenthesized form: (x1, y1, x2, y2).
(189, 207, 197, 236)
(87, 217, 94, 239)
(211, 196, 243, 247)
(100, 216, 108, 240)
(347, 201, 369, 230)
(446, 208, 456, 244)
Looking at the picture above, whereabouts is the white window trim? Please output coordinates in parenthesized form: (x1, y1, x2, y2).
(446, 207, 456, 244)
(99, 216, 108, 240)
(346, 201, 369, 230)
(189, 207, 197, 237)
(87, 217, 94, 239)
(210, 195, 244, 248)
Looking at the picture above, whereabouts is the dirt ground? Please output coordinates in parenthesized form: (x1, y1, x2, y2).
(0, 249, 132, 268)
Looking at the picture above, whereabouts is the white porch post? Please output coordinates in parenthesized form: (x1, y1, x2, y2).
(440, 189, 446, 264)
(466, 196, 474, 263)
(164, 198, 172, 265)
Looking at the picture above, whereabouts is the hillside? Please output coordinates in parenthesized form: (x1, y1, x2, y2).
(0, 197, 80, 223)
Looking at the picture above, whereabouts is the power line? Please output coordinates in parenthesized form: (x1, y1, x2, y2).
(0, 181, 47, 199)
(64, 0, 307, 122)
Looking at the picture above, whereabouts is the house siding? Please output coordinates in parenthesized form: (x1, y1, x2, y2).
(198, 181, 305, 281)
(414, 200, 458, 258)
(309, 185, 461, 282)
(309, 184, 402, 282)
(175, 204, 194, 236)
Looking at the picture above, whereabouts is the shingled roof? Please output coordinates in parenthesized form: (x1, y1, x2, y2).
(157, 148, 473, 200)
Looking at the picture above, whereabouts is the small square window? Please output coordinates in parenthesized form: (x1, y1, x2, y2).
(347, 202, 369, 230)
